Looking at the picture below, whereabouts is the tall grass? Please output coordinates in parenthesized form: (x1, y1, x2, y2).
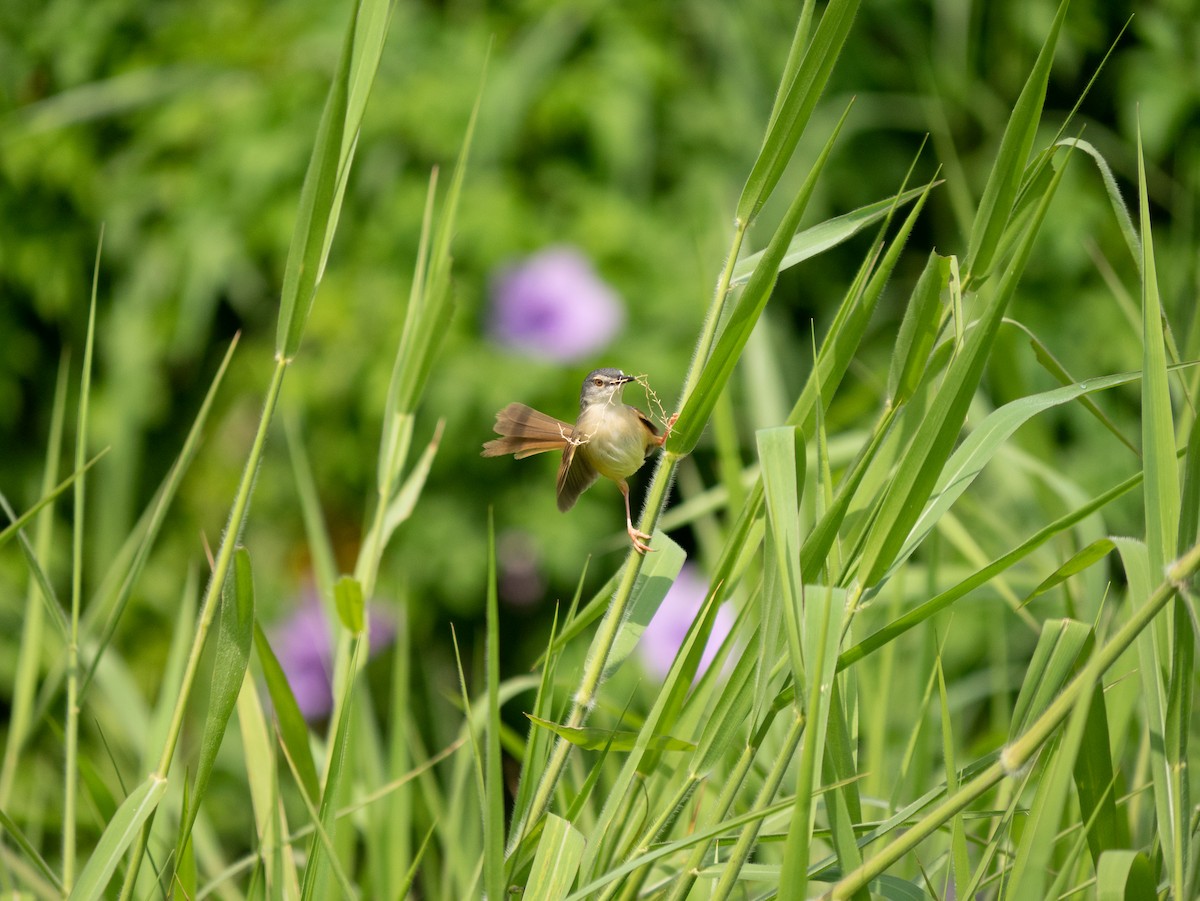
(1, 0, 1198, 899)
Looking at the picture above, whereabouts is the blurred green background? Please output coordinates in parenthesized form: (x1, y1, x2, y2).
(1, 0, 1196, 670)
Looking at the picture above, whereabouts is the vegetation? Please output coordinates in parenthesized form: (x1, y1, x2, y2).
(1, 0, 1198, 898)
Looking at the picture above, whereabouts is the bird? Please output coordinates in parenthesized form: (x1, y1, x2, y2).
(482, 368, 674, 553)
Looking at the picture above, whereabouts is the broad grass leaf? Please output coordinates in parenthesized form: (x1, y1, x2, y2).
(1097, 850, 1156, 901)
(524, 814, 585, 901)
(177, 548, 255, 856)
(334, 575, 365, 634)
(1022, 538, 1116, 606)
(525, 715, 694, 753)
(603, 530, 686, 677)
(1136, 127, 1180, 577)
(67, 775, 167, 901)
(1074, 681, 1127, 864)
(1114, 536, 1176, 880)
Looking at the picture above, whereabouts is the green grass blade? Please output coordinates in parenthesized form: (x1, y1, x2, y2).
(1137, 128, 1180, 575)
(1097, 850, 1156, 901)
(669, 104, 851, 456)
(887, 251, 948, 408)
(235, 669, 295, 899)
(177, 548, 256, 859)
(839, 462, 1144, 670)
(66, 774, 167, 901)
(0, 805, 63, 894)
(524, 716, 694, 754)
(484, 515, 504, 901)
(0, 451, 108, 558)
(0, 353, 69, 807)
(601, 532, 686, 677)
(298, 634, 362, 901)
(508, 586, 575, 856)
(79, 334, 240, 702)
(393, 67, 484, 414)
(1055, 137, 1141, 271)
(524, 814, 585, 901)
(858, 143, 1073, 588)
(64, 238, 100, 894)
(1010, 618, 1093, 735)
(730, 183, 937, 287)
(253, 623, 321, 804)
(781, 586, 843, 899)
(1006, 662, 1096, 900)
(758, 426, 807, 680)
(1073, 683, 1126, 864)
(1023, 538, 1116, 606)
(734, 0, 859, 223)
(276, 0, 365, 358)
(1135, 122, 1186, 892)
(964, 0, 1070, 281)
(785, 175, 937, 441)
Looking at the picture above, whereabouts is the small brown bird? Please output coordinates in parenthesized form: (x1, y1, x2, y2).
(482, 368, 673, 553)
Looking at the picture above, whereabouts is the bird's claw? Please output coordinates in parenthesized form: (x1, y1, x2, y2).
(628, 523, 655, 554)
(657, 413, 680, 447)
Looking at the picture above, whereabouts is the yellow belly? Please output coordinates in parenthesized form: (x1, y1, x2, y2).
(574, 404, 651, 481)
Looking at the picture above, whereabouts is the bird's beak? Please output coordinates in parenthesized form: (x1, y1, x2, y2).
(617, 374, 635, 385)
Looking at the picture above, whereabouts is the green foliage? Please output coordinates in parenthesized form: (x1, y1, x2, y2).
(3, 1, 1200, 899)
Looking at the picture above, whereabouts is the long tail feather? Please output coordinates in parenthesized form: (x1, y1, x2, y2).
(481, 403, 573, 458)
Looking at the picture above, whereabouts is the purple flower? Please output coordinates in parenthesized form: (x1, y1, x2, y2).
(637, 564, 733, 680)
(488, 246, 625, 361)
(269, 586, 396, 721)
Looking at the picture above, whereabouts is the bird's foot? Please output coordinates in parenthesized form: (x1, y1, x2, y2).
(657, 413, 680, 447)
(627, 522, 655, 554)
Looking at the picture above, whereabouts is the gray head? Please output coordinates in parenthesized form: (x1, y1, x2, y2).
(579, 368, 634, 408)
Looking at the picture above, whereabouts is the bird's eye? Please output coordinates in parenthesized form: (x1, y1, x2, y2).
(593, 378, 604, 387)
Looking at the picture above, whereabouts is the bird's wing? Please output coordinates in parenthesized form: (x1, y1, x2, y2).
(481, 403, 574, 459)
(631, 405, 660, 454)
(556, 440, 599, 512)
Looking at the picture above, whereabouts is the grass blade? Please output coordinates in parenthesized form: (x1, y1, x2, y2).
(484, 515, 504, 901)
(176, 548, 256, 861)
(669, 104, 851, 456)
(964, 0, 1070, 281)
(524, 814, 585, 901)
(735, 0, 859, 223)
(67, 775, 167, 901)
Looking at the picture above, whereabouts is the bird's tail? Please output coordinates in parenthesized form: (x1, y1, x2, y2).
(481, 402, 574, 459)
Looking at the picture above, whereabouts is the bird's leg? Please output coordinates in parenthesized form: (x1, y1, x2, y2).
(619, 481, 654, 553)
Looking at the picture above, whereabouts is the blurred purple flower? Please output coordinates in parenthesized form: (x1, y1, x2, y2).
(269, 587, 396, 721)
(637, 564, 733, 680)
(488, 246, 625, 361)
